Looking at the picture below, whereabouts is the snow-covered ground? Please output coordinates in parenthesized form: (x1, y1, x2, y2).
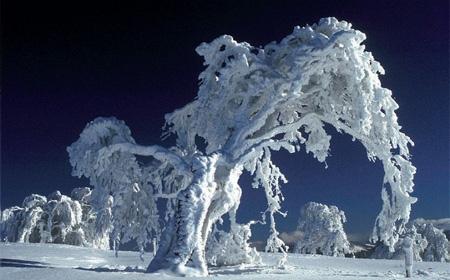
(1, 243, 449, 279)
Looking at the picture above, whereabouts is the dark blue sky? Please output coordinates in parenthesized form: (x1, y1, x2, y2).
(2, 1, 449, 241)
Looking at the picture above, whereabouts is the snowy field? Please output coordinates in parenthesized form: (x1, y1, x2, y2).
(1, 243, 449, 280)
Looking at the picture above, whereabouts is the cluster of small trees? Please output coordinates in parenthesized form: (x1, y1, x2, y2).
(372, 220, 450, 262)
(0, 186, 159, 257)
(0, 188, 101, 248)
(291, 203, 449, 263)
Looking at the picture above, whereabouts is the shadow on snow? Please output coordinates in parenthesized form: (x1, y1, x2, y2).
(0, 257, 291, 277)
(75, 266, 145, 273)
(0, 258, 53, 269)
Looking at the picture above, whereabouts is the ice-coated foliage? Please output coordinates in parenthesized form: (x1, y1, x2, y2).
(293, 202, 351, 256)
(419, 223, 449, 262)
(67, 117, 162, 253)
(68, 17, 415, 276)
(206, 223, 261, 267)
(372, 225, 427, 261)
(372, 221, 449, 262)
(1, 206, 25, 242)
(0, 190, 98, 247)
(414, 218, 450, 241)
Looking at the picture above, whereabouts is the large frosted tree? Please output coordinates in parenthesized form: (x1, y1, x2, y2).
(68, 18, 416, 276)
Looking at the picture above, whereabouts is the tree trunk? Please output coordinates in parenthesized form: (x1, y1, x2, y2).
(147, 154, 242, 276)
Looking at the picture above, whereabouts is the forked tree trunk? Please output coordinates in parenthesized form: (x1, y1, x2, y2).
(147, 154, 242, 276)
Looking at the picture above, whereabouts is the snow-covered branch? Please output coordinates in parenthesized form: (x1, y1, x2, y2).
(97, 142, 191, 176)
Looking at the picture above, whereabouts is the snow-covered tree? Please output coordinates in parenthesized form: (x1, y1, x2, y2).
(418, 223, 449, 262)
(408, 225, 429, 261)
(67, 117, 161, 253)
(47, 191, 83, 244)
(7, 194, 48, 243)
(1, 206, 24, 242)
(68, 187, 107, 248)
(17, 194, 47, 243)
(69, 17, 416, 276)
(294, 202, 351, 256)
(112, 182, 160, 259)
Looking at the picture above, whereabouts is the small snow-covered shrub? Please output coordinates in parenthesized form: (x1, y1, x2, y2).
(294, 202, 351, 256)
(206, 223, 261, 266)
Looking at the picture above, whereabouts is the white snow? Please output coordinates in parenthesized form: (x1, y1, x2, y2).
(1, 242, 449, 280)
